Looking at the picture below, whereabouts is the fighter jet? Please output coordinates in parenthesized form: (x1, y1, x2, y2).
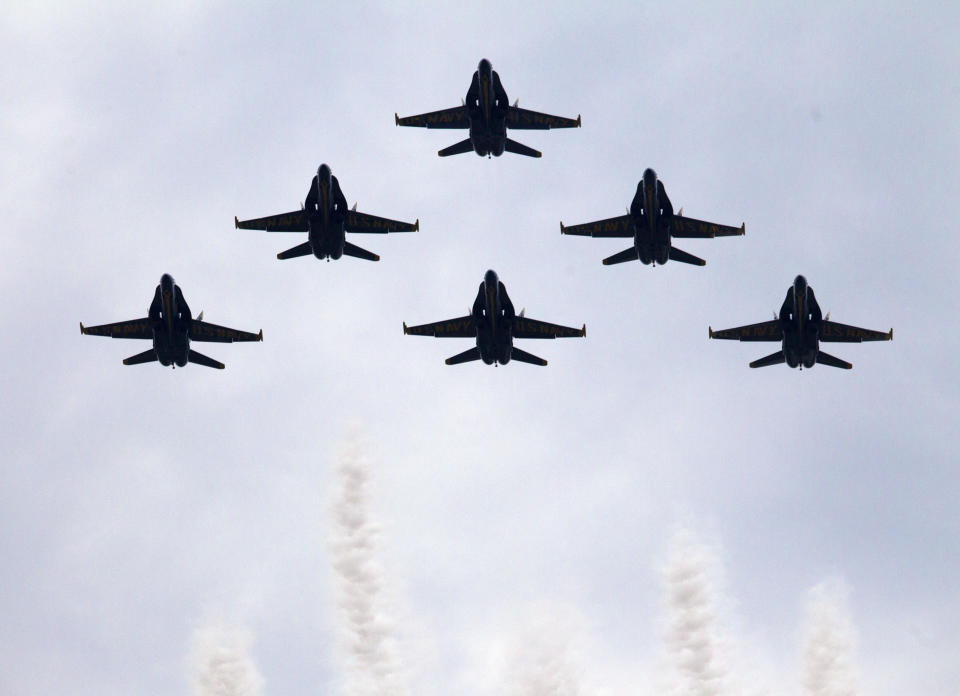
(395, 58, 581, 158)
(708, 275, 893, 369)
(80, 274, 262, 369)
(560, 168, 745, 266)
(235, 164, 419, 262)
(403, 270, 585, 365)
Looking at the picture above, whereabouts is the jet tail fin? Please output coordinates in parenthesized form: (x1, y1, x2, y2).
(277, 241, 313, 260)
(445, 347, 482, 365)
(815, 350, 853, 369)
(342, 241, 380, 262)
(510, 346, 548, 366)
(123, 349, 158, 366)
(438, 139, 475, 157)
(503, 138, 542, 158)
(602, 246, 640, 265)
(188, 349, 225, 369)
(668, 246, 707, 266)
(749, 350, 786, 368)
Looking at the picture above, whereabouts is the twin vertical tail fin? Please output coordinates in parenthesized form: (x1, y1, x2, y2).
(502, 138, 542, 158)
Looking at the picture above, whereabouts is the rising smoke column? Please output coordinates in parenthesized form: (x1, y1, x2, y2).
(189, 625, 263, 696)
(662, 530, 729, 696)
(801, 581, 860, 696)
(329, 438, 405, 696)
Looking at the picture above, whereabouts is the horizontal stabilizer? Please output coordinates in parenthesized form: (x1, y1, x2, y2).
(123, 349, 158, 366)
(438, 139, 475, 157)
(277, 241, 313, 260)
(815, 350, 852, 369)
(342, 241, 380, 262)
(502, 138, 542, 158)
(749, 350, 786, 368)
(510, 347, 548, 366)
(445, 347, 481, 365)
(668, 246, 706, 266)
(188, 349, 225, 369)
(602, 246, 640, 265)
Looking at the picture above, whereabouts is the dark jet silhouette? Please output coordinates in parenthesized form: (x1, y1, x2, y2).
(395, 58, 580, 158)
(561, 168, 744, 266)
(403, 270, 585, 365)
(709, 275, 893, 369)
(235, 164, 418, 262)
(80, 274, 262, 369)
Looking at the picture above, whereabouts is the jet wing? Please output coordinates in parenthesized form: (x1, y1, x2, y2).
(403, 316, 476, 338)
(560, 215, 633, 237)
(513, 316, 586, 339)
(345, 210, 419, 234)
(819, 320, 893, 342)
(506, 106, 581, 130)
(190, 320, 263, 343)
(709, 320, 782, 341)
(235, 210, 308, 232)
(671, 215, 745, 238)
(80, 318, 153, 339)
(395, 107, 469, 129)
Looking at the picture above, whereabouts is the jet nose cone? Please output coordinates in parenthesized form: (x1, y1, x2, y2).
(478, 58, 492, 73)
(643, 168, 657, 183)
(160, 273, 175, 287)
(484, 269, 498, 286)
(318, 163, 331, 180)
(794, 274, 808, 288)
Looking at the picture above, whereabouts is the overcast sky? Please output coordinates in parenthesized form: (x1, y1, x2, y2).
(2, 2, 959, 695)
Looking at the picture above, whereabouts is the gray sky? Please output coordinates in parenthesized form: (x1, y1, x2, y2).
(2, 2, 959, 695)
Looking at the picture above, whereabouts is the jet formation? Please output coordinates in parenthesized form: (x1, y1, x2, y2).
(81, 274, 262, 369)
(709, 275, 893, 369)
(403, 270, 585, 366)
(396, 59, 581, 158)
(235, 164, 418, 262)
(561, 168, 745, 266)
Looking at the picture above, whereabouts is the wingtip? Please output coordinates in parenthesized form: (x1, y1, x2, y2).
(258, 329, 263, 342)
(443, 357, 454, 365)
(888, 328, 894, 340)
(576, 114, 581, 127)
(403, 321, 409, 335)
(581, 324, 586, 337)
(80, 322, 86, 335)
(740, 222, 745, 235)
(394, 112, 399, 126)
(414, 218, 420, 231)
(560, 221, 566, 234)
(709, 326, 715, 339)
(234, 216, 239, 229)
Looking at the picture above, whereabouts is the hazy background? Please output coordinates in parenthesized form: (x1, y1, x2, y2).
(2, 2, 958, 695)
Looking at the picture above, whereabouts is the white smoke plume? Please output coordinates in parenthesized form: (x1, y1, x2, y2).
(662, 529, 729, 696)
(189, 625, 263, 696)
(329, 438, 406, 696)
(502, 605, 585, 696)
(801, 580, 860, 696)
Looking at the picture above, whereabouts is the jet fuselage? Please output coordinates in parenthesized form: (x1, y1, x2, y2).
(305, 163, 349, 259)
(465, 59, 510, 157)
(150, 273, 192, 367)
(778, 275, 824, 368)
(628, 168, 674, 265)
(472, 269, 515, 364)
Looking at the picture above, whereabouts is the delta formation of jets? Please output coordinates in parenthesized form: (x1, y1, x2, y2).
(81, 59, 892, 370)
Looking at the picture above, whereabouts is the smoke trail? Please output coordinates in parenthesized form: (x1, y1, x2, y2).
(801, 581, 859, 696)
(662, 530, 728, 696)
(329, 438, 405, 696)
(189, 625, 263, 696)
(503, 605, 584, 696)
